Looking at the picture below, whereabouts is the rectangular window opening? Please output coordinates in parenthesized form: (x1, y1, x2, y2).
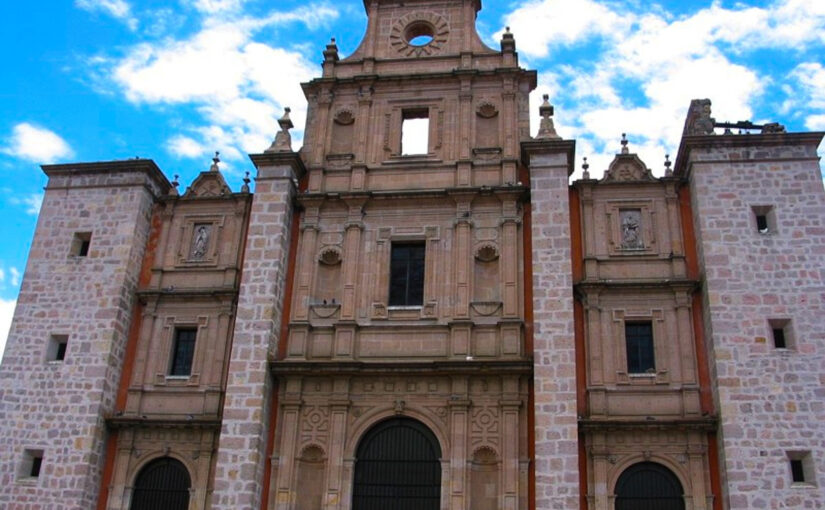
(625, 321, 655, 374)
(19, 449, 44, 481)
(389, 242, 426, 307)
(71, 232, 92, 257)
(791, 459, 805, 483)
(401, 109, 429, 156)
(769, 318, 793, 350)
(788, 451, 815, 485)
(47, 334, 69, 362)
(169, 328, 197, 377)
(752, 205, 776, 234)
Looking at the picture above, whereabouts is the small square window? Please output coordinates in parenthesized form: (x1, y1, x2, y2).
(625, 321, 655, 374)
(752, 205, 776, 234)
(769, 319, 793, 350)
(46, 334, 69, 362)
(787, 451, 816, 485)
(169, 328, 197, 376)
(401, 109, 429, 156)
(71, 232, 92, 257)
(389, 242, 425, 306)
(18, 449, 44, 481)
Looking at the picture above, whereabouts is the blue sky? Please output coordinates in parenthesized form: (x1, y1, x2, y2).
(1, 0, 824, 358)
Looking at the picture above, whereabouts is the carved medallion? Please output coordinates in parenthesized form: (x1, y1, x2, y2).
(390, 12, 449, 57)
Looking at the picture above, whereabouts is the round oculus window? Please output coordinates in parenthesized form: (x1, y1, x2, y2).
(405, 22, 435, 46)
(390, 12, 449, 57)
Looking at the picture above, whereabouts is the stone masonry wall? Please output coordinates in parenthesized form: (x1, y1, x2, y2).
(0, 168, 162, 508)
(688, 139, 825, 509)
(528, 147, 580, 510)
(210, 159, 298, 510)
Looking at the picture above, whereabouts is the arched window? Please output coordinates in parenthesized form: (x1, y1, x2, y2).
(130, 457, 191, 510)
(352, 417, 441, 510)
(615, 462, 684, 510)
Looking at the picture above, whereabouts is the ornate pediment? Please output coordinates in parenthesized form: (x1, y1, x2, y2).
(601, 153, 656, 183)
(184, 171, 232, 198)
(183, 154, 233, 198)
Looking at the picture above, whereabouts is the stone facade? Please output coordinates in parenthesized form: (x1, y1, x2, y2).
(0, 1, 824, 510)
(677, 131, 825, 509)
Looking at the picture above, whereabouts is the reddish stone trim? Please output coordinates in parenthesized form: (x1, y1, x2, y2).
(522, 193, 535, 510)
(569, 188, 584, 283)
(277, 208, 302, 360)
(708, 432, 725, 510)
(95, 433, 118, 510)
(259, 384, 280, 510)
(261, 205, 302, 510)
(678, 187, 700, 281)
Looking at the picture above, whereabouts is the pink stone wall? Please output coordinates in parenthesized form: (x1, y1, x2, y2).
(687, 138, 825, 508)
(527, 148, 580, 510)
(210, 162, 297, 510)
(0, 168, 162, 508)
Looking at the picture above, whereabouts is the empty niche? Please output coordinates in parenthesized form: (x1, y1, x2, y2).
(295, 445, 326, 510)
(330, 108, 355, 154)
(475, 101, 499, 148)
(469, 447, 499, 510)
(473, 244, 500, 303)
(315, 246, 342, 304)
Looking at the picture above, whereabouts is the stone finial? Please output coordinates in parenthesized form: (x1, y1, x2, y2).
(501, 26, 516, 53)
(620, 133, 629, 154)
(664, 154, 673, 177)
(683, 98, 715, 136)
(324, 37, 339, 63)
(582, 157, 590, 180)
(761, 122, 786, 134)
(170, 174, 180, 196)
(241, 171, 251, 193)
(535, 94, 561, 140)
(266, 107, 295, 153)
(209, 151, 220, 172)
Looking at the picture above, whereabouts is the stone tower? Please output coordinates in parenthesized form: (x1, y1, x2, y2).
(0, 161, 169, 507)
(677, 103, 825, 508)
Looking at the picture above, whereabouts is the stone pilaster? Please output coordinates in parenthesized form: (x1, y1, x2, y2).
(210, 151, 304, 510)
(522, 139, 580, 510)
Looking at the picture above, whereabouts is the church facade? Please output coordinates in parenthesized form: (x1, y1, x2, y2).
(1, 1, 824, 509)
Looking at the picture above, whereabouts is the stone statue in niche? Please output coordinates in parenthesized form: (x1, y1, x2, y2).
(191, 224, 211, 259)
(620, 210, 643, 249)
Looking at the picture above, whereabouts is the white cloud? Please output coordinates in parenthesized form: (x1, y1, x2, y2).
(2, 123, 74, 164)
(499, 0, 630, 58)
(0, 298, 15, 363)
(104, 5, 338, 160)
(167, 135, 207, 159)
(9, 193, 44, 216)
(510, 0, 812, 178)
(9, 268, 20, 288)
(190, 0, 246, 14)
(806, 114, 825, 131)
(75, 0, 138, 30)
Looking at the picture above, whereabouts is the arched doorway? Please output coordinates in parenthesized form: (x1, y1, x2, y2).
(130, 457, 191, 510)
(352, 417, 441, 510)
(615, 462, 685, 510)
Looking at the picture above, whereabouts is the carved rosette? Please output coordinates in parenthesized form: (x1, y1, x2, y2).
(476, 100, 499, 119)
(474, 242, 500, 262)
(318, 245, 342, 265)
(333, 107, 355, 126)
(390, 12, 449, 57)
